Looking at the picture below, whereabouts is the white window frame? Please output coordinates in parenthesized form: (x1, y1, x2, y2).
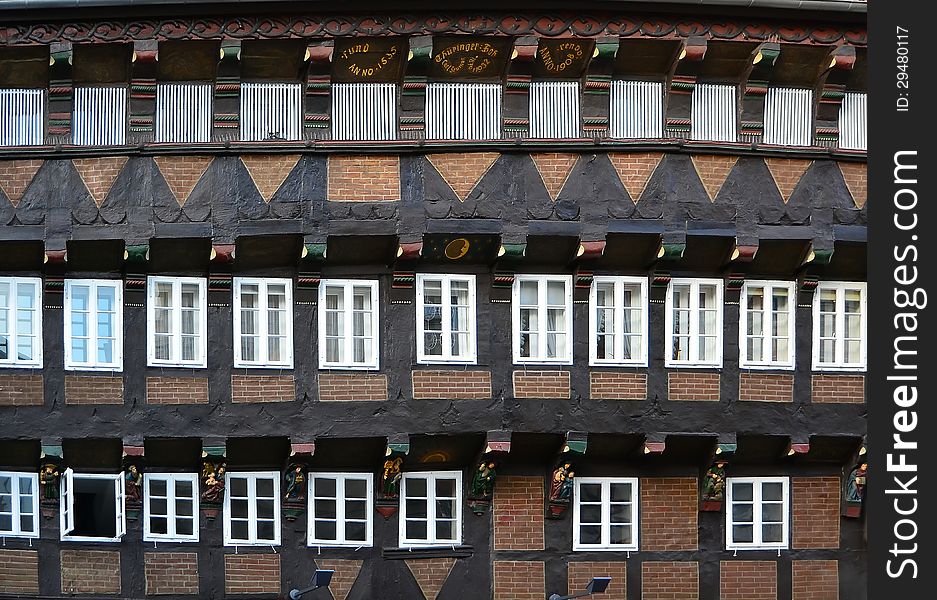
(739, 280, 796, 370)
(0, 276, 43, 368)
(512, 275, 573, 365)
(233, 277, 294, 369)
(399, 471, 462, 548)
(665, 278, 724, 368)
(307, 472, 374, 548)
(142, 473, 200, 543)
(415, 274, 477, 364)
(63, 279, 123, 372)
(318, 279, 380, 370)
(725, 476, 790, 551)
(222, 471, 281, 547)
(589, 276, 648, 367)
(572, 477, 639, 551)
(0, 471, 40, 538)
(146, 276, 208, 368)
(60, 469, 127, 543)
(812, 281, 867, 372)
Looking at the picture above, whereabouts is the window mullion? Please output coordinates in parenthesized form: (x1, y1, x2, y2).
(336, 477, 346, 545)
(259, 282, 270, 365)
(538, 280, 547, 359)
(441, 277, 452, 361)
(166, 478, 177, 537)
(836, 288, 846, 366)
(344, 285, 353, 363)
(248, 477, 258, 544)
(602, 482, 611, 547)
(689, 283, 700, 363)
(753, 481, 763, 546)
(614, 281, 625, 362)
(427, 476, 436, 544)
(173, 282, 183, 364)
(762, 285, 773, 363)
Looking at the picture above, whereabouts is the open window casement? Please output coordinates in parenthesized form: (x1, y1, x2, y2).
(116, 472, 127, 538)
(60, 467, 75, 537)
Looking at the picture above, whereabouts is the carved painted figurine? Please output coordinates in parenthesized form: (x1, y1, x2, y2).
(558, 469, 574, 500)
(125, 464, 143, 503)
(40, 464, 59, 500)
(284, 465, 306, 501)
(470, 461, 497, 498)
(201, 462, 226, 504)
(381, 457, 404, 497)
(549, 462, 572, 501)
(846, 463, 868, 503)
(702, 461, 728, 502)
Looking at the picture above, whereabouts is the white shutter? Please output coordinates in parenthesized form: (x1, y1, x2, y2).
(240, 82, 303, 141)
(691, 83, 737, 142)
(72, 86, 128, 145)
(155, 83, 213, 143)
(331, 83, 397, 141)
(60, 468, 75, 536)
(0, 88, 45, 146)
(838, 92, 867, 150)
(115, 474, 126, 538)
(528, 81, 580, 138)
(425, 82, 501, 140)
(763, 87, 813, 146)
(608, 80, 664, 139)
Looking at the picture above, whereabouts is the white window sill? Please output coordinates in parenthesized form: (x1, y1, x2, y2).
(0, 532, 39, 540)
(726, 545, 789, 552)
(62, 536, 123, 543)
(0, 362, 43, 369)
(319, 364, 381, 371)
(573, 545, 638, 552)
(147, 361, 208, 369)
(143, 536, 199, 543)
(223, 540, 281, 548)
(307, 541, 373, 548)
(233, 362, 295, 370)
(738, 363, 795, 371)
(512, 358, 573, 366)
(589, 360, 648, 368)
(664, 361, 724, 369)
(398, 541, 462, 549)
(416, 357, 478, 366)
(64, 364, 124, 373)
(811, 365, 867, 373)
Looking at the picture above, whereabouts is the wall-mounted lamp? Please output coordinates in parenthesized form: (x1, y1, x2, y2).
(549, 577, 612, 600)
(289, 570, 334, 599)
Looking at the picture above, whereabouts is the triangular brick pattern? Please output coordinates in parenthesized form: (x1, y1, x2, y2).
(530, 153, 579, 200)
(426, 153, 499, 201)
(405, 558, 456, 600)
(690, 155, 739, 201)
(0, 160, 44, 207)
(608, 152, 663, 202)
(838, 162, 867, 208)
(72, 157, 128, 208)
(764, 158, 813, 203)
(316, 559, 362, 600)
(241, 154, 301, 203)
(154, 156, 214, 208)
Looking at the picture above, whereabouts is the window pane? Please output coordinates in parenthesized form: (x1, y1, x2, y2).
(609, 504, 631, 523)
(762, 503, 783, 523)
(315, 520, 337, 541)
(176, 499, 193, 518)
(20, 514, 35, 533)
(546, 281, 565, 305)
(257, 500, 275, 519)
(176, 518, 193, 536)
(98, 286, 116, 313)
(519, 281, 538, 305)
(732, 503, 753, 522)
(609, 525, 632, 545)
(231, 499, 249, 518)
(579, 524, 601, 545)
(407, 478, 427, 497)
(579, 483, 601, 502)
(435, 499, 454, 519)
(18, 477, 32, 495)
(257, 520, 275, 541)
(406, 499, 427, 519)
(149, 479, 167, 496)
(231, 520, 249, 540)
(405, 520, 426, 540)
(761, 482, 783, 501)
(435, 478, 455, 498)
(151, 498, 167, 516)
(345, 499, 366, 520)
(345, 521, 367, 542)
(256, 478, 274, 498)
(345, 479, 367, 499)
(762, 524, 783, 543)
(176, 479, 193, 498)
(579, 505, 601, 523)
(733, 524, 754, 543)
(150, 516, 168, 534)
(315, 499, 337, 519)
(609, 483, 631, 502)
(314, 478, 336, 498)
(0, 515, 10, 532)
(435, 520, 455, 541)
(732, 482, 753, 501)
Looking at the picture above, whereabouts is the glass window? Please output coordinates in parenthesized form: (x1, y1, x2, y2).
(416, 274, 477, 364)
(0, 277, 42, 368)
(64, 279, 123, 371)
(60, 469, 126, 542)
(318, 280, 380, 370)
(512, 275, 573, 364)
(0, 471, 39, 538)
(812, 282, 867, 371)
(573, 477, 638, 551)
(143, 473, 199, 542)
(233, 278, 293, 368)
(399, 472, 462, 547)
(666, 278, 723, 367)
(223, 472, 280, 546)
(308, 473, 373, 547)
(726, 477, 789, 550)
(147, 277, 207, 368)
(740, 281, 795, 369)
(589, 277, 647, 366)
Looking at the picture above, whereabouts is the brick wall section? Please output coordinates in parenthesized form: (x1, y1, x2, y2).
(690, 155, 738, 200)
(513, 370, 570, 399)
(72, 157, 128, 207)
(530, 153, 579, 200)
(412, 370, 491, 399)
(0, 549, 39, 595)
(720, 561, 777, 600)
(241, 154, 300, 202)
(492, 561, 544, 600)
(739, 373, 793, 402)
(0, 159, 44, 206)
(65, 375, 124, 405)
(641, 477, 698, 551)
(792, 560, 839, 600)
(492, 476, 544, 551)
(812, 375, 864, 404)
(792, 477, 841, 549)
(153, 156, 213, 206)
(405, 558, 456, 600)
(318, 374, 387, 401)
(668, 372, 720, 401)
(426, 153, 499, 200)
(315, 559, 362, 600)
(764, 158, 812, 202)
(642, 561, 699, 600)
(231, 375, 295, 403)
(0, 375, 43, 406)
(590, 371, 647, 400)
(608, 152, 663, 201)
(146, 376, 209, 405)
(144, 552, 199, 595)
(224, 554, 280, 595)
(838, 162, 867, 208)
(568, 561, 626, 600)
(328, 155, 400, 201)
(61, 549, 121, 595)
